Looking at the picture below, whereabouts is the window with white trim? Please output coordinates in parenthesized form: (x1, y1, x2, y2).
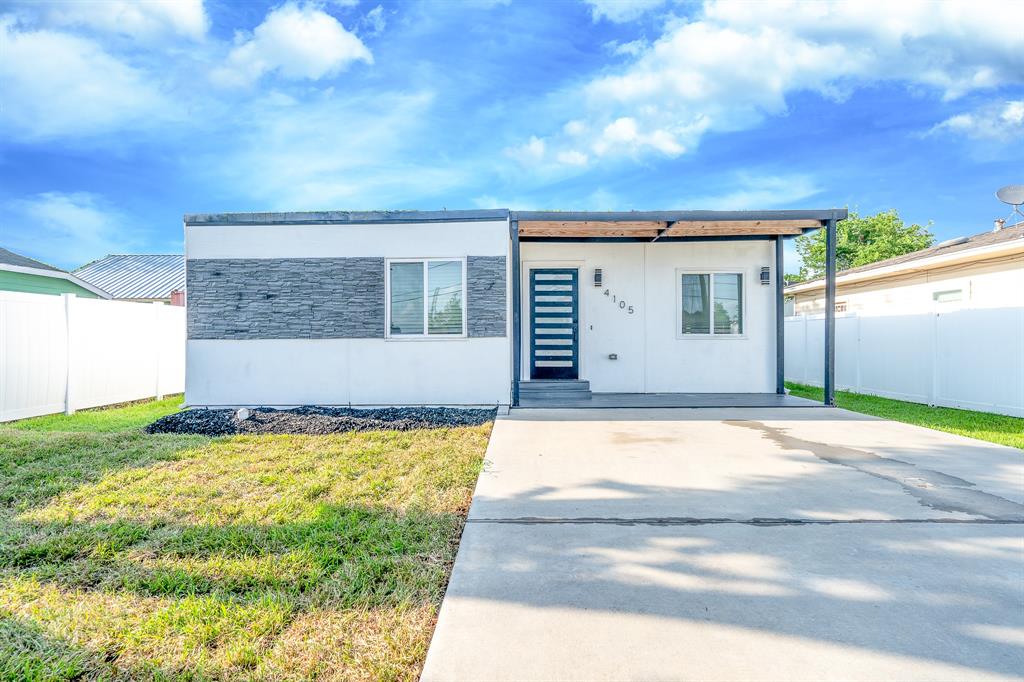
(387, 258, 466, 337)
(679, 272, 744, 336)
(932, 289, 962, 303)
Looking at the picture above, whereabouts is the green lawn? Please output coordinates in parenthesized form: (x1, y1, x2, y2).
(787, 382, 1024, 450)
(7, 395, 186, 433)
(0, 397, 490, 681)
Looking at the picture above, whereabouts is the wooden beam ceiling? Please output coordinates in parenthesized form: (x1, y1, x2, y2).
(662, 220, 819, 237)
(518, 218, 822, 238)
(518, 220, 666, 238)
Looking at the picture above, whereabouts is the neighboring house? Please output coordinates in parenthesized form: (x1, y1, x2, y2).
(75, 254, 185, 305)
(184, 208, 845, 408)
(786, 221, 1024, 315)
(0, 247, 109, 298)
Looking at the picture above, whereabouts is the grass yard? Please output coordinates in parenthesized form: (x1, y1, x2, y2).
(6, 395, 187, 433)
(786, 382, 1024, 450)
(0, 396, 490, 681)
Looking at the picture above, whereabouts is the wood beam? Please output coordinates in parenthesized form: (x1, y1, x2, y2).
(518, 218, 820, 238)
(518, 220, 667, 237)
(519, 228, 662, 238)
(663, 219, 818, 237)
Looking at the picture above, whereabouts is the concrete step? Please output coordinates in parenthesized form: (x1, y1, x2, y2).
(521, 380, 590, 393)
(519, 393, 594, 404)
(520, 380, 592, 402)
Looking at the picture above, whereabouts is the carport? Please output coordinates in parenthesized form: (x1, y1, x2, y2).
(509, 209, 847, 407)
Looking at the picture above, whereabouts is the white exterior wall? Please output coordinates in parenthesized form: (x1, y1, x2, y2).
(791, 255, 1024, 316)
(520, 240, 777, 393)
(185, 220, 512, 407)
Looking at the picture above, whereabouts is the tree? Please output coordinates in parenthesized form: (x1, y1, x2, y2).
(793, 210, 933, 281)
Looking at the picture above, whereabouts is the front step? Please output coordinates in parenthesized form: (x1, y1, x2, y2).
(521, 380, 591, 392)
(520, 380, 592, 401)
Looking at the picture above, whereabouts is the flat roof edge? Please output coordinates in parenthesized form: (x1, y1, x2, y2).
(185, 209, 510, 226)
(513, 209, 848, 222)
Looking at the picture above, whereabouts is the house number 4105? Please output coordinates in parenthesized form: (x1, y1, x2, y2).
(603, 289, 634, 314)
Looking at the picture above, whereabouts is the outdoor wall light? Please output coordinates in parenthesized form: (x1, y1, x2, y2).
(760, 266, 771, 285)
(594, 268, 603, 287)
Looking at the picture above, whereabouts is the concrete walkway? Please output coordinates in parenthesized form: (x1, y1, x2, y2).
(422, 408, 1024, 681)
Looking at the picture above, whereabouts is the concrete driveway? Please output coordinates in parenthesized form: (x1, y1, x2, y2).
(422, 408, 1024, 681)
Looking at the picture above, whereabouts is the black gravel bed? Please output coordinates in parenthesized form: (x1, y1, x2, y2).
(144, 406, 497, 436)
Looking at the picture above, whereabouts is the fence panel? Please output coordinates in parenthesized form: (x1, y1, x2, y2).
(0, 292, 185, 422)
(157, 302, 186, 397)
(785, 308, 1024, 418)
(835, 315, 859, 391)
(857, 314, 934, 403)
(0, 292, 68, 421)
(934, 307, 1023, 416)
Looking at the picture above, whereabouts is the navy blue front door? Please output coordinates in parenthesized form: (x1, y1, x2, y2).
(530, 268, 579, 380)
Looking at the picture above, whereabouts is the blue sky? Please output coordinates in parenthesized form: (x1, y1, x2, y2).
(1, 0, 1022, 271)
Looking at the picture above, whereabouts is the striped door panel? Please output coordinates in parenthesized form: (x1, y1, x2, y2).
(529, 268, 579, 380)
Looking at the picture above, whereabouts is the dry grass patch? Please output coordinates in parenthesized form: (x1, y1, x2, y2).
(259, 603, 436, 681)
(0, 398, 490, 680)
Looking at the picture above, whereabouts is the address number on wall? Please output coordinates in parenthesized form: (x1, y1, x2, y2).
(603, 289, 634, 314)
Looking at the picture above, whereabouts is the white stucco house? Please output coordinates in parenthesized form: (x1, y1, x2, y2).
(786, 221, 1024, 316)
(184, 209, 846, 409)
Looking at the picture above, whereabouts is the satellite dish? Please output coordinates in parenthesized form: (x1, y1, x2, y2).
(996, 184, 1024, 222)
(996, 185, 1024, 206)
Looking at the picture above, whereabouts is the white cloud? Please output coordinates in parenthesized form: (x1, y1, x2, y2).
(556, 150, 589, 166)
(931, 100, 1024, 141)
(515, 0, 1024, 170)
(505, 136, 546, 164)
(591, 116, 686, 157)
(211, 2, 372, 88)
(605, 38, 649, 57)
(563, 120, 587, 136)
(4, 192, 138, 269)
(362, 5, 386, 36)
(583, 0, 666, 23)
(38, 0, 208, 40)
(701, 0, 1024, 99)
(0, 19, 172, 140)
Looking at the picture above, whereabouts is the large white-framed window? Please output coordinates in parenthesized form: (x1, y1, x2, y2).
(386, 257, 467, 338)
(676, 269, 746, 338)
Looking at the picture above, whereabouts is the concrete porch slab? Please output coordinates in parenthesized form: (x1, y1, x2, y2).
(516, 392, 820, 409)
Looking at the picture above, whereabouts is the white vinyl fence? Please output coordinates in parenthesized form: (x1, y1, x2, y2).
(0, 291, 185, 422)
(785, 308, 1024, 418)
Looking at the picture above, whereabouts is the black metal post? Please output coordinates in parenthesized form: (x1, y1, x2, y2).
(775, 235, 785, 394)
(510, 219, 521, 407)
(824, 217, 837, 406)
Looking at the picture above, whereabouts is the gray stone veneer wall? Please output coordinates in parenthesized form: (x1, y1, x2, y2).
(188, 255, 506, 340)
(467, 256, 507, 338)
(188, 258, 385, 339)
